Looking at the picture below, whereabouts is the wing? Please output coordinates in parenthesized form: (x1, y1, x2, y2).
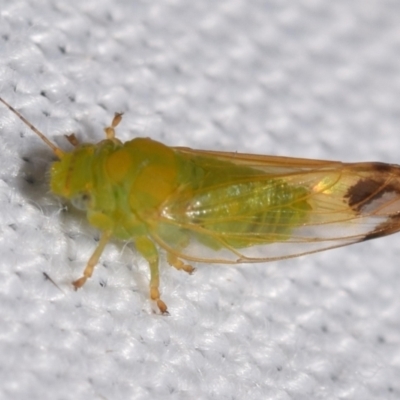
(172, 146, 343, 173)
(148, 148, 400, 263)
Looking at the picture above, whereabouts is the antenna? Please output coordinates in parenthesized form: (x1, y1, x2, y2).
(0, 96, 65, 159)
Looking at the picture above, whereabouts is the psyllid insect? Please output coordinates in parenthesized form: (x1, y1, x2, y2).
(2, 96, 400, 313)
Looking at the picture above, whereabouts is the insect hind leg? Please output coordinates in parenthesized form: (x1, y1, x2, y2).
(104, 112, 123, 139)
(135, 236, 168, 314)
(167, 253, 194, 274)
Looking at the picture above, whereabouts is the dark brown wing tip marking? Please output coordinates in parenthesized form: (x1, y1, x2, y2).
(345, 179, 395, 212)
(360, 213, 400, 242)
(344, 163, 400, 213)
(370, 162, 397, 173)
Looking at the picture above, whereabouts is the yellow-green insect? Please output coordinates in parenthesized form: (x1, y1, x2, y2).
(2, 96, 400, 313)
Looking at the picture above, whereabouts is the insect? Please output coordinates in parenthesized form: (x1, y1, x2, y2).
(1, 96, 400, 313)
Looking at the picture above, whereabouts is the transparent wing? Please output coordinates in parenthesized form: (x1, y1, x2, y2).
(148, 148, 400, 263)
(172, 146, 343, 174)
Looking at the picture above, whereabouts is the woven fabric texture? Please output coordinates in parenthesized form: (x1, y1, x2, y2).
(0, 1, 400, 399)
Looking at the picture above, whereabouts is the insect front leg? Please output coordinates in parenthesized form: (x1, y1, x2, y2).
(167, 253, 194, 274)
(135, 236, 168, 314)
(104, 112, 123, 140)
(73, 231, 112, 289)
(65, 134, 80, 147)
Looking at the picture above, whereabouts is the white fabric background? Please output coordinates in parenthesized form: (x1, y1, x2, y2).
(0, 1, 400, 399)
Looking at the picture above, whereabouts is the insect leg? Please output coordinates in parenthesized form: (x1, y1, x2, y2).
(73, 230, 112, 289)
(135, 236, 168, 314)
(167, 253, 194, 274)
(64, 133, 80, 147)
(104, 112, 123, 140)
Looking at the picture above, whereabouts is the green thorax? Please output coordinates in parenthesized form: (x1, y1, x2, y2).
(50, 137, 180, 239)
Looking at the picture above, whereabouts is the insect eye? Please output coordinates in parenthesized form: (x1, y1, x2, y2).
(71, 193, 91, 211)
